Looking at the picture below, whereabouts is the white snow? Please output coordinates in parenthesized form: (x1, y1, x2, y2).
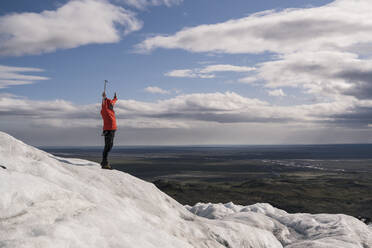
(186, 203, 372, 248)
(0, 131, 371, 248)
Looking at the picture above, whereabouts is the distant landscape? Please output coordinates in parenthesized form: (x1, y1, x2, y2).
(43, 144, 372, 224)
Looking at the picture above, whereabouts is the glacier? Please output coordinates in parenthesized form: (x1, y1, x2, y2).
(0, 131, 371, 248)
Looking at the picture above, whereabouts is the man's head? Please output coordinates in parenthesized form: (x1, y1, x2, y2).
(102, 92, 106, 98)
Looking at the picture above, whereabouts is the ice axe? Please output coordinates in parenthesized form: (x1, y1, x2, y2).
(104, 80, 108, 93)
(103, 80, 116, 99)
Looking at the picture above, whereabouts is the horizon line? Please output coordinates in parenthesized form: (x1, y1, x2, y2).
(38, 143, 372, 149)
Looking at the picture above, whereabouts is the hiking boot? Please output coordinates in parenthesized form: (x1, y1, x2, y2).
(100, 160, 112, 170)
(101, 163, 112, 170)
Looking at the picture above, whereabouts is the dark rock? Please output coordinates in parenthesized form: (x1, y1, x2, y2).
(357, 216, 371, 225)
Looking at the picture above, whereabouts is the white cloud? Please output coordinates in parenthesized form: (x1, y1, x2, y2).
(268, 89, 286, 97)
(238, 76, 259, 84)
(165, 64, 255, 79)
(0, 65, 49, 88)
(144, 86, 170, 94)
(1, 92, 371, 129)
(137, 0, 372, 54)
(0, 0, 142, 56)
(255, 51, 372, 99)
(200, 64, 255, 74)
(115, 0, 182, 9)
(165, 69, 201, 78)
(1, 92, 371, 145)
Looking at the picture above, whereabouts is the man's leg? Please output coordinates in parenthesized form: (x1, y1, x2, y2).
(101, 133, 109, 166)
(101, 130, 115, 168)
(107, 130, 115, 153)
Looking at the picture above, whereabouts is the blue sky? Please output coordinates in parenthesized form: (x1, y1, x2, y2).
(0, 0, 371, 145)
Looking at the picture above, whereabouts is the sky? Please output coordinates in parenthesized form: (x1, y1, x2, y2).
(0, 0, 371, 146)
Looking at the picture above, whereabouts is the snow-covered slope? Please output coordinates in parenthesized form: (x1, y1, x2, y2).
(0, 131, 371, 248)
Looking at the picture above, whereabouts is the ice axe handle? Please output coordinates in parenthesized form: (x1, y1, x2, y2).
(104, 80, 108, 93)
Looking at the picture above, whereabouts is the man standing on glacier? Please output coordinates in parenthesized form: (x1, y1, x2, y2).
(100, 91, 117, 170)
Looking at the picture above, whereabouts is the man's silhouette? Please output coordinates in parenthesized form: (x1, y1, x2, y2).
(100, 92, 117, 169)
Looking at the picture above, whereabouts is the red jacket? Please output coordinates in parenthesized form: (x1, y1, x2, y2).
(101, 96, 117, 130)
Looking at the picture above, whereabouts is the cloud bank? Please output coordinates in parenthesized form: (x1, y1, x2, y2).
(0, 0, 142, 56)
(1, 91, 370, 145)
(137, 0, 372, 55)
(0, 65, 49, 88)
(1, 92, 371, 129)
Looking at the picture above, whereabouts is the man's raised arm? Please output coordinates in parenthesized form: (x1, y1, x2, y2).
(112, 92, 117, 104)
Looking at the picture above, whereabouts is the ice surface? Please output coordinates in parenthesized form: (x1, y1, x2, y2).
(0, 131, 371, 248)
(186, 203, 372, 247)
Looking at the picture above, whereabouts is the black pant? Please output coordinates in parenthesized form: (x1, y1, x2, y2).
(102, 130, 115, 165)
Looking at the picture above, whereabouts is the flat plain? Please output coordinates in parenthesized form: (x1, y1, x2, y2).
(44, 145, 372, 223)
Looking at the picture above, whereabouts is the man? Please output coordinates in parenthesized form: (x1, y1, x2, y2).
(100, 91, 117, 169)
